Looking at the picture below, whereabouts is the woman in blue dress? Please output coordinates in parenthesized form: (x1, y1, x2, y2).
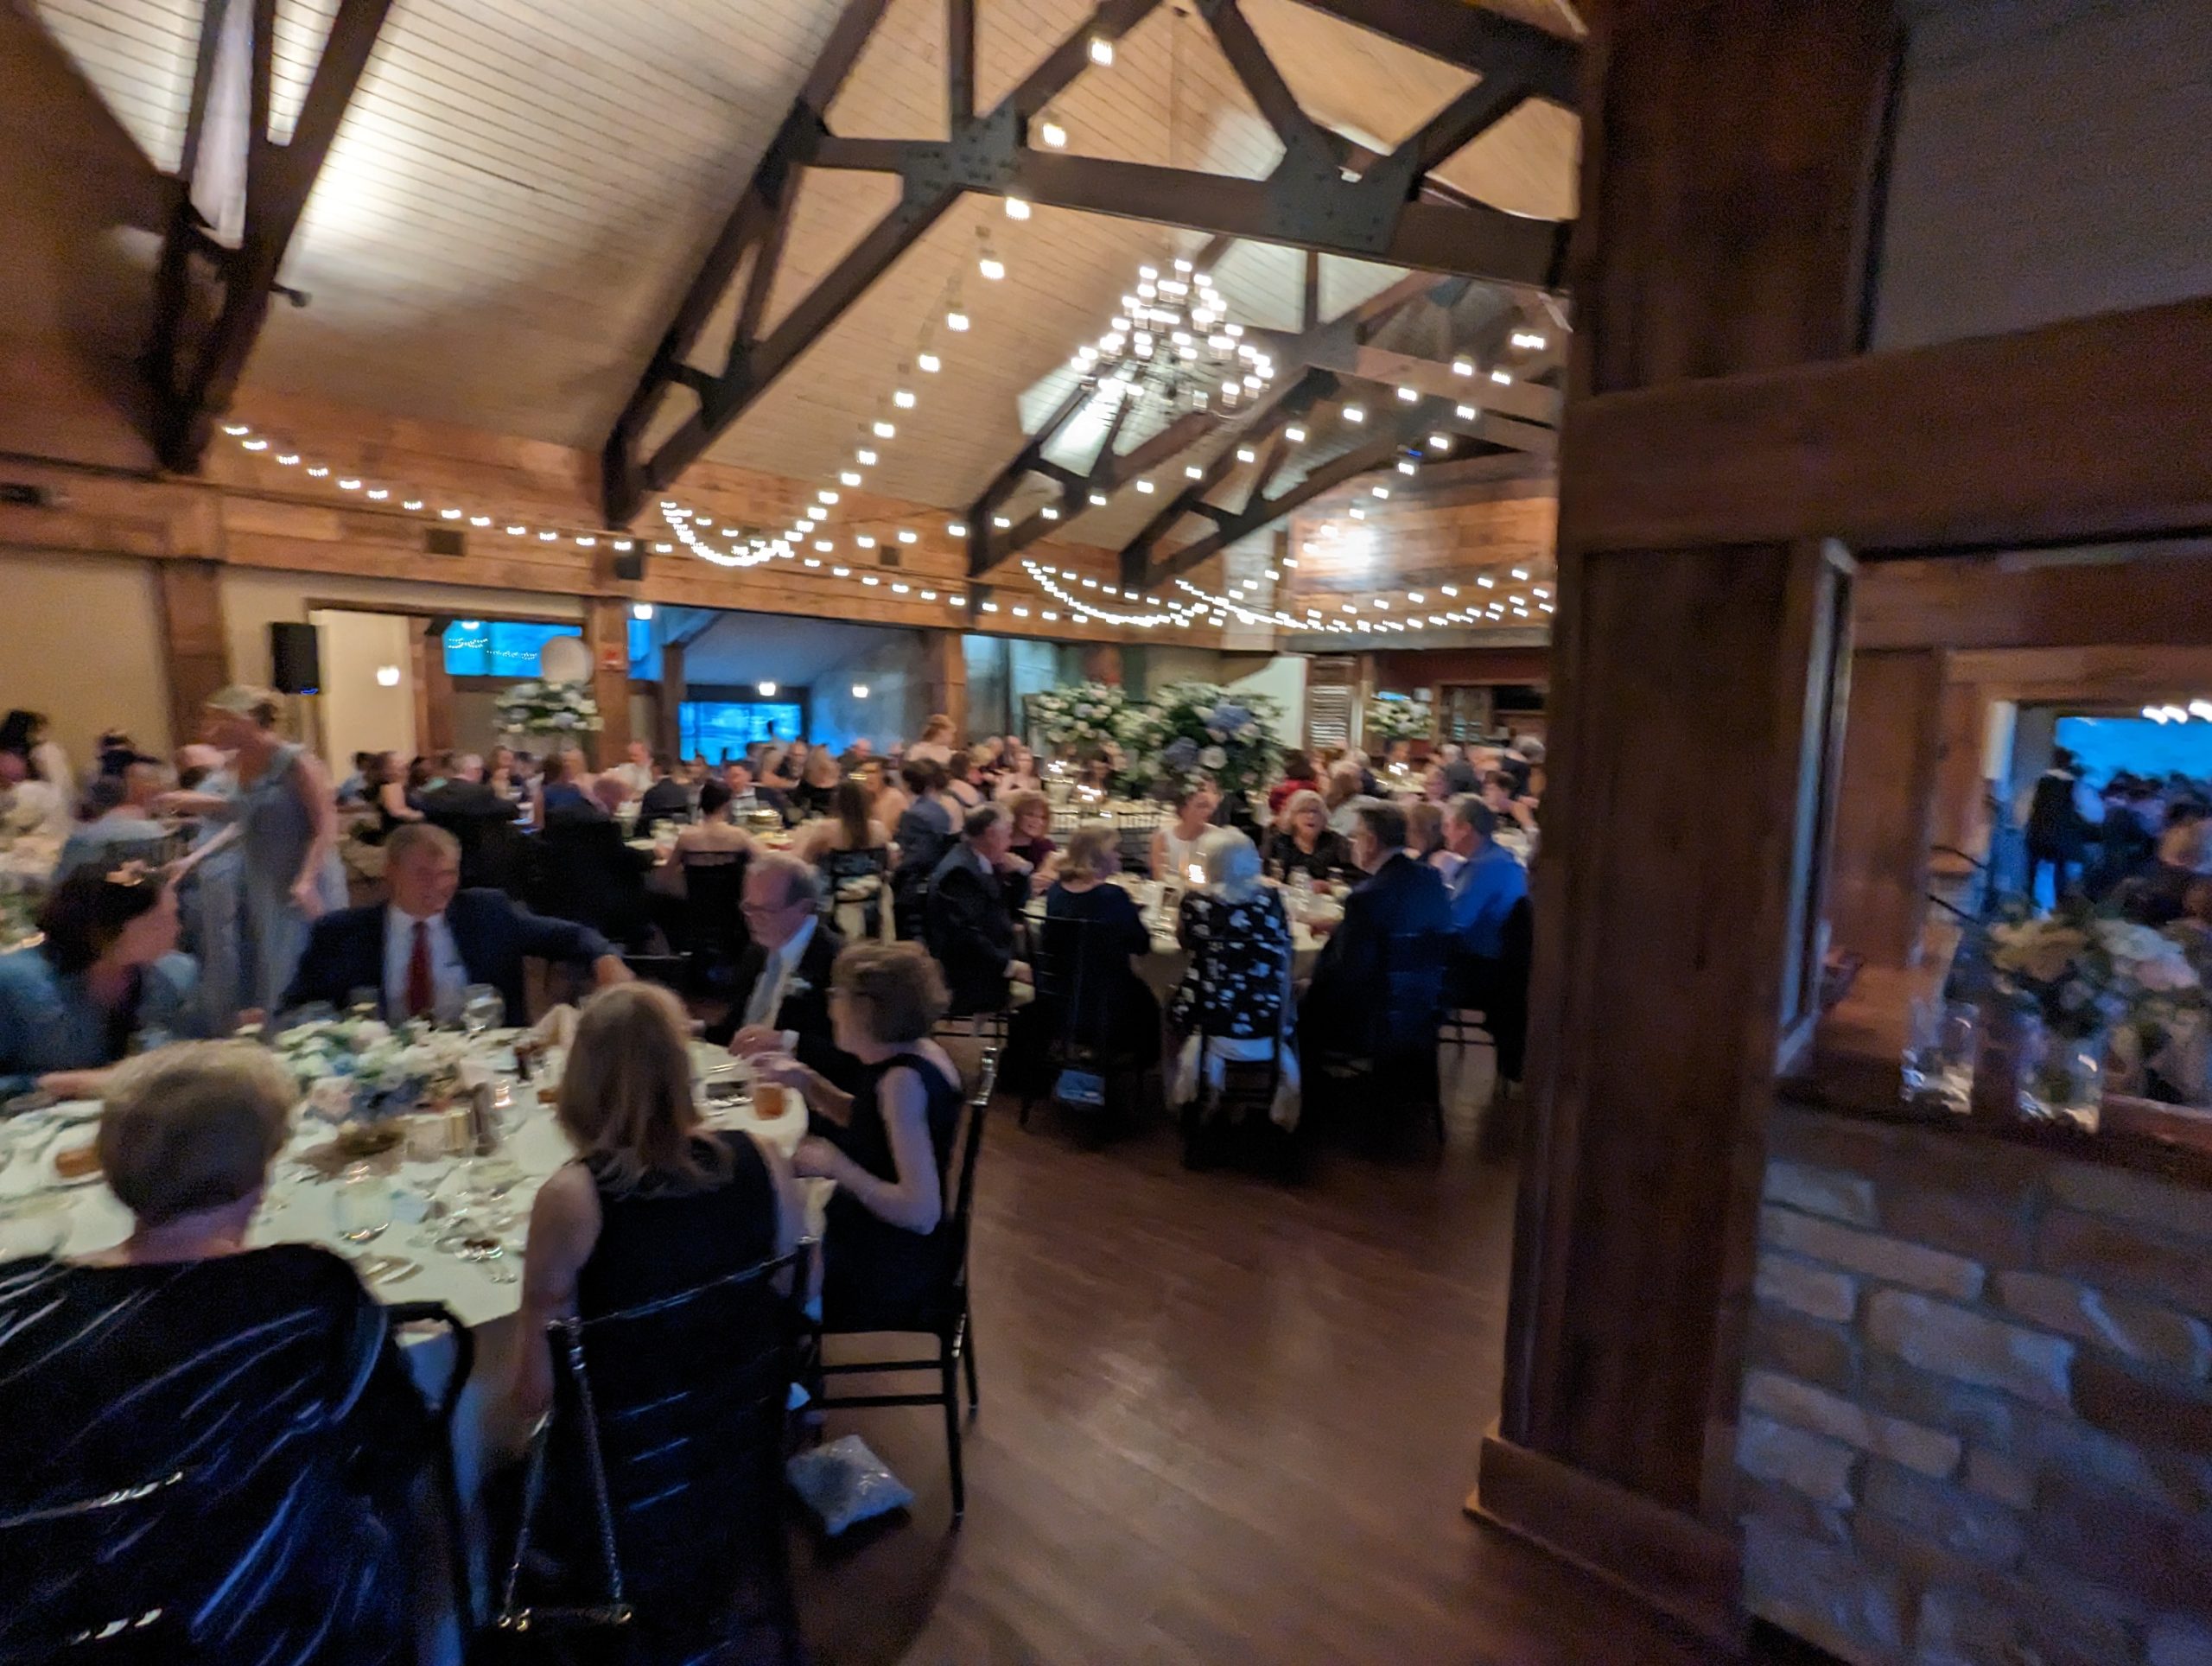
(198, 686, 346, 1018)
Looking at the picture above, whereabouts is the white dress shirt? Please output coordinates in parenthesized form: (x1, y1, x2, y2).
(742, 915, 817, 1037)
(384, 906, 470, 1022)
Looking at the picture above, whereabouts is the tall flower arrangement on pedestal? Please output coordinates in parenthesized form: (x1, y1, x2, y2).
(495, 679, 601, 738)
(1115, 683, 1283, 798)
(1024, 683, 1128, 760)
(1367, 696, 1433, 746)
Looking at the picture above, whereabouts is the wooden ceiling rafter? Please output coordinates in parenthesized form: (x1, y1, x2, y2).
(602, 0, 1575, 525)
(145, 0, 399, 472)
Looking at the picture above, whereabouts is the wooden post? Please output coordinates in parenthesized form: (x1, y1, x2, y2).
(417, 620, 456, 756)
(925, 627, 967, 743)
(1827, 649, 1946, 968)
(658, 642, 686, 759)
(585, 598, 632, 769)
(1471, 0, 1903, 1645)
(156, 558, 229, 751)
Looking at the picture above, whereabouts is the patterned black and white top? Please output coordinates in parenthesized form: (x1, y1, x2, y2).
(1170, 886, 1291, 1038)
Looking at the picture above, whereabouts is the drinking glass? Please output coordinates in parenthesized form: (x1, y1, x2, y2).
(333, 1163, 392, 1247)
(461, 983, 505, 1038)
(346, 986, 382, 1022)
(1902, 995, 1978, 1115)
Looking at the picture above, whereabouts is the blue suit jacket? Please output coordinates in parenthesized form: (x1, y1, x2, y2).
(284, 888, 613, 1026)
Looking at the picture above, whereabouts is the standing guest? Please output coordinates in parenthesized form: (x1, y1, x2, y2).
(1300, 801, 1452, 1063)
(709, 855, 854, 1089)
(2088, 776, 2158, 899)
(1438, 796, 1528, 1005)
(0, 868, 200, 1097)
(2024, 747, 2094, 903)
(762, 744, 804, 793)
(195, 686, 343, 1016)
(1026, 820, 1160, 1070)
(0, 1043, 435, 1663)
(909, 714, 957, 766)
(607, 737, 656, 800)
(1150, 782, 1220, 883)
(992, 742, 1042, 799)
(1268, 750, 1320, 817)
(791, 745, 842, 820)
(1263, 789, 1353, 881)
(286, 823, 630, 1025)
(891, 760, 957, 937)
(364, 748, 423, 843)
(59, 757, 168, 876)
(1004, 789, 1059, 877)
(405, 755, 436, 800)
(638, 753, 695, 825)
(418, 753, 524, 893)
(509, 982, 804, 1430)
(924, 802, 1033, 1015)
(753, 943, 966, 1328)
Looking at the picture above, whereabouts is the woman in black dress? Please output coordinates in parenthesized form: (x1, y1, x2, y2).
(1025, 819, 1160, 1071)
(511, 982, 805, 1424)
(1262, 787, 1353, 881)
(758, 942, 965, 1328)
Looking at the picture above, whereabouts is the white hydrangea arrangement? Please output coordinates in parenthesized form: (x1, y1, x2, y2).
(496, 678, 602, 735)
(274, 1018, 473, 1116)
(1367, 696, 1433, 745)
(1116, 682, 1283, 796)
(1025, 682, 1128, 757)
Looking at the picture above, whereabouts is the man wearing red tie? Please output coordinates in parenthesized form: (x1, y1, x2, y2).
(286, 823, 631, 1024)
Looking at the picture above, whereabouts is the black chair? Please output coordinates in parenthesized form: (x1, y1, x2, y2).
(533, 814, 652, 951)
(1017, 912, 1152, 1126)
(1313, 928, 1451, 1141)
(1442, 895, 1535, 1082)
(820, 845, 889, 939)
(678, 847, 752, 971)
(817, 1047, 999, 1522)
(493, 1252, 804, 1661)
(1179, 1028, 1292, 1173)
(0, 1262, 473, 1665)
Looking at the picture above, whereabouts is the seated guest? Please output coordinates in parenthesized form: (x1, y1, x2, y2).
(636, 752, 695, 826)
(1005, 788, 1059, 878)
(1323, 760, 1369, 835)
(335, 748, 373, 806)
(536, 777, 654, 950)
(675, 778, 759, 860)
(891, 759, 957, 937)
(1171, 827, 1292, 1046)
(286, 823, 631, 1026)
(666, 779, 759, 959)
(0, 1042, 435, 1660)
(924, 802, 1033, 1015)
(419, 754, 524, 893)
(509, 982, 804, 1427)
(802, 779, 893, 937)
(788, 745, 841, 820)
(1438, 796, 1529, 1007)
(992, 742, 1042, 799)
(538, 748, 591, 820)
(357, 748, 423, 845)
(58, 756, 169, 875)
(944, 752, 985, 811)
(1405, 799, 1446, 862)
(1264, 789, 1354, 881)
(1300, 801, 1452, 1063)
(0, 868, 200, 1098)
(1268, 749, 1319, 817)
(1150, 782, 1220, 882)
(1437, 741, 1481, 796)
(861, 756, 906, 829)
(755, 943, 966, 1327)
(1483, 769, 1540, 835)
(721, 757, 766, 819)
(709, 854, 855, 1089)
(1021, 820, 1160, 1072)
(0, 747, 69, 840)
(606, 737, 655, 800)
(2123, 810, 2210, 927)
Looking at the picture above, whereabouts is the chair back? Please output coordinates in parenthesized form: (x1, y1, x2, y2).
(1491, 895, 1535, 1080)
(499, 1251, 801, 1634)
(680, 846, 752, 960)
(943, 1048, 999, 1277)
(535, 816, 646, 943)
(1370, 928, 1450, 1058)
(1033, 908, 1137, 1065)
(0, 1256, 461, 1664)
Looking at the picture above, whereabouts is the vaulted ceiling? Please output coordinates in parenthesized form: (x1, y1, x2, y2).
(34, 0, 1578, 532)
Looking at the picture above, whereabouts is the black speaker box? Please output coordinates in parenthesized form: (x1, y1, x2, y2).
(613, 550, 645, 582)
(270, 621, 322, 695)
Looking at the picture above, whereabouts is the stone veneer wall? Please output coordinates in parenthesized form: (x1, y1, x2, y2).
(1737, 1103, 2212, 1666)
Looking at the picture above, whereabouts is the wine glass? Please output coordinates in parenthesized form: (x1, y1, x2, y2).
(333, 1163, 392, 1250)
(461, 983, 505, 1039)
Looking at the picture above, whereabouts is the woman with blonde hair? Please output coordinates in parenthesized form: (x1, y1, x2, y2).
(1017, 819, 1159, 1088)
(1262, 787, 1352, 881)
(753, 942, 964, 1326)
(908, 714, 957, 766)
(509, 982, 804, 1424)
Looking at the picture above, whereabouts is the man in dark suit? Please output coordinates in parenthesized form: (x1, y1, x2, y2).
(638, 754, 695, 827)
(535, 777, 654, 951)
(286, 823, 631, 1025)
(925, 802, 1033, 1016)
(417, 753, 523, 891)
(707, 853, 856, 1087)
(1301, 800, 1452, 1062)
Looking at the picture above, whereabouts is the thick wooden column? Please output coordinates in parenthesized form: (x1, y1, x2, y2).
(658, 642, 686, 759)
(584, 598, 632, 769)
(156, 558, 229, 751)
(1827, 649, 1946, 968)
(1473, 0, 1903, 1645)
(925, 628, 967, 742)
(416, 620, 456, 756)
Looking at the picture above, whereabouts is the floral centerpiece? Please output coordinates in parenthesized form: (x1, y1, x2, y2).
(1114, 683, 1283, 798)
(1366, 696, 1433, 746)
(495, 678, 602, 736)
(1025, 683, 1128, 760)
(1986, 899, 2205, 1125)
(274, 1019, 474, 1120)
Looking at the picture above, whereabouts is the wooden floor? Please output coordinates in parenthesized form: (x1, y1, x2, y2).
(792, 1059, 1734, 1666)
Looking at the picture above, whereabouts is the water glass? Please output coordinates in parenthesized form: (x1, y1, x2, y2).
(1902, 996, 1977, 1115)
(347, 986, 382, 1022)
(461, 983, 505, 1038)
(332, 1163, 392, 1247)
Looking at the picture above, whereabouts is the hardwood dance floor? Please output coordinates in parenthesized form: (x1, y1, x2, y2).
(793, 1062, 1736, 1665)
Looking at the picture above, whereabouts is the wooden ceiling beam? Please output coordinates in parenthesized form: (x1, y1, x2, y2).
(1285, 0, 1580, 102)
(145, 0, 397, 472)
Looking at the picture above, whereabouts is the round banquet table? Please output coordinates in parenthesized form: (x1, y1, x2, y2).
(0, 1033, 815, 1660)
(1023, 875, 1326, 1003)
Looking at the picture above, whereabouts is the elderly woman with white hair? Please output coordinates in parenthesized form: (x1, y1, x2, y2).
(1168, 827, 1301, 1148)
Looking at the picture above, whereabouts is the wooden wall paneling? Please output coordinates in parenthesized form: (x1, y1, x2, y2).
(1827, 649, 1945, 969)
(156, 557, 229, 750)
(1856, 550, 2212, 651)
(1370, 645, 1550, 687)
(1929, 674, 1993, 864)
(925, 628, 966, 741)
(584, 597, 632, 768)
(1476, 0, 1902, 1646)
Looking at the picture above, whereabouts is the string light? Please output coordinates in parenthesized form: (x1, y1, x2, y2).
(1087, 34, 1114, 65)
(1038, 114, 1066, 148)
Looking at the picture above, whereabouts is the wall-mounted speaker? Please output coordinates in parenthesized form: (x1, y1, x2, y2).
(270, 621, 322, 695)
(613, 550, 645, 582)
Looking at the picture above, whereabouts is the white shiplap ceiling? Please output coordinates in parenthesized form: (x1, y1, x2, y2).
(34, 0, 1576, 522)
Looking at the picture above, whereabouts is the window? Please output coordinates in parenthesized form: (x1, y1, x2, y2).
(442, 619, 652, 677)
(679, 700, 803, 760)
